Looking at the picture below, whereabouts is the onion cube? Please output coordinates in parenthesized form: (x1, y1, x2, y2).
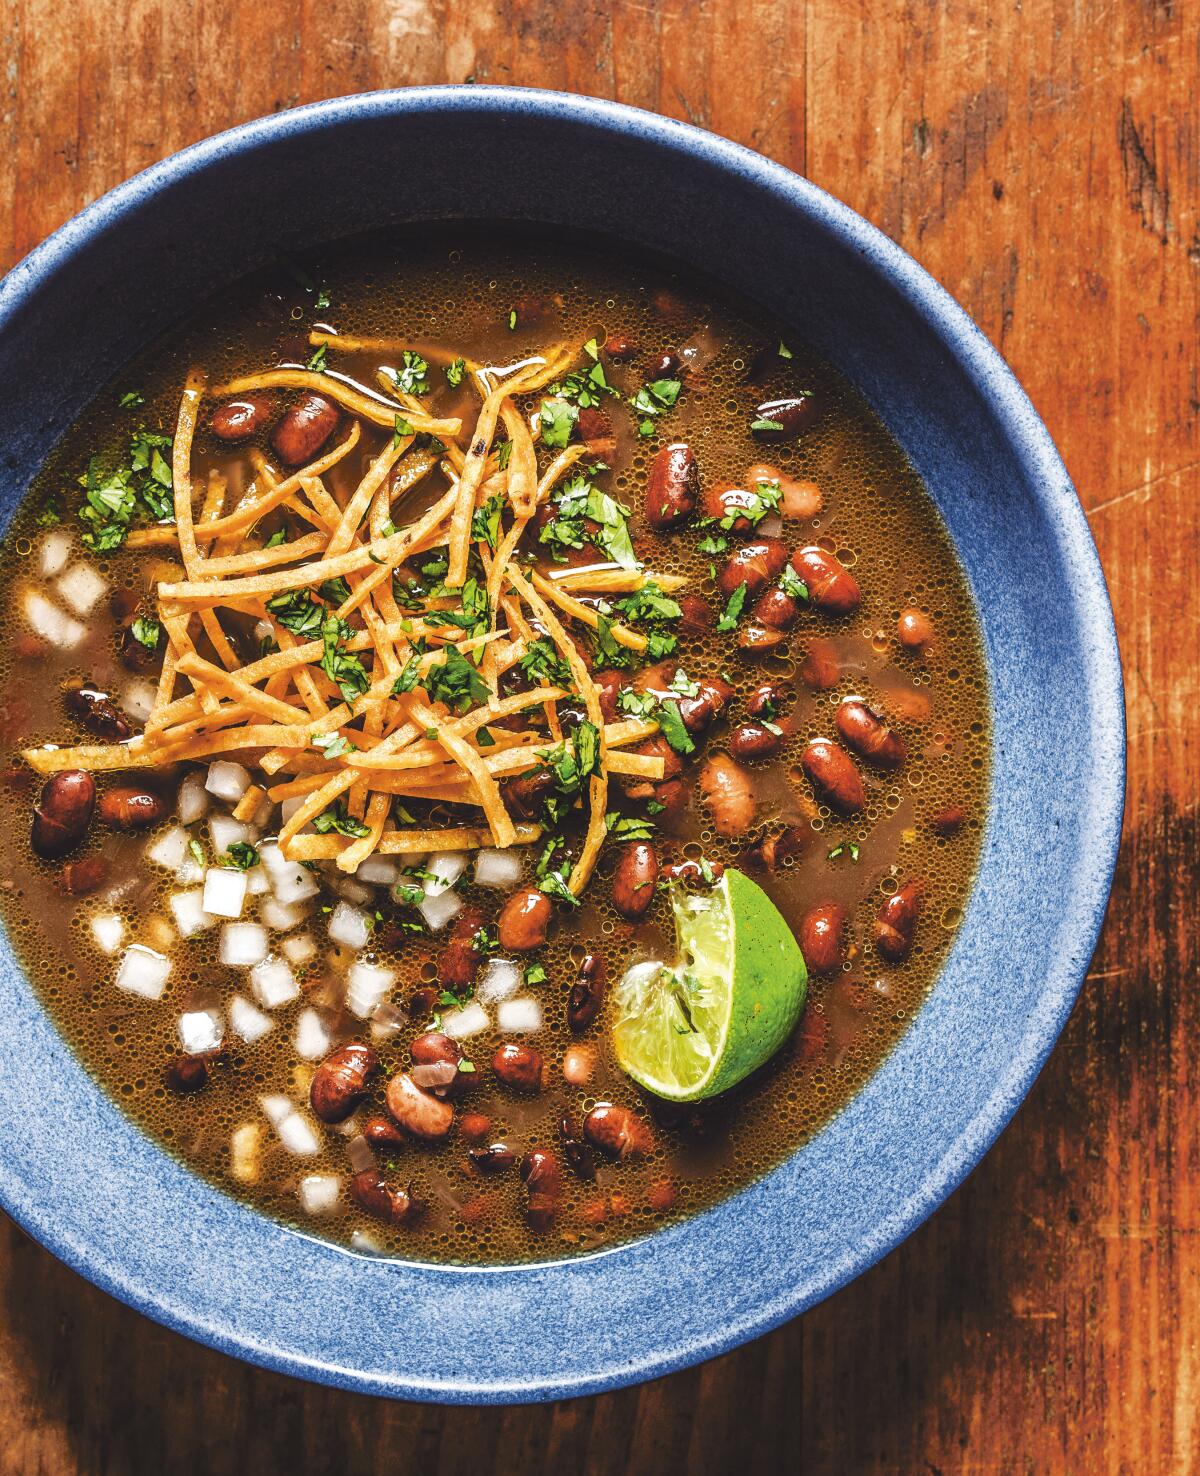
(90, 913, 125, 955)
(350, 1229, 383, 1255)
(121, 681, 157, 724)
(277, 1110, 321, 1157)
(23, 589, 85, 649)
(219, 922, 269, 968)
(169, 889, 215, 939)
(498, 996, 543, 1033)
(177, 1008, 223, 1054)
(333, 877, 373, 906)
(281, 933, 316, 966)
(424, 851, 467, 896)
(246, 865, 271, 896)
(250, 956, 299, 1010)
(474, 848, 524, 890)
(355, 855, 398, 886)
(230, 1122, 262, 1183)
(477, 958, 521, 1004)
(208, 814, 250, 854)
(328, 901, 370, 951)
(55, 562, 108, 616)
(229, 994, 273, 1043)
(298, 1174, 341, 1216)
(205, 760, 252, 804)
(259, 842, 320, 904)
(418, 887, 462, 933)
(177, 771, 209, 826)
(441, 1001, 490, 1039)
(145, 824, 191, 871)
(345, 960, 395, 1019)
(39, 529, 73, 578)
(202, 867, 247, 920)
(115, 945, 171, 1000)
(258, 1094, 293, 1128)
(293, 1007, 332, 1060)
(260, 895, 306, 931)
(175, 853, 205, 886)
(346, 1135, 375, 1173)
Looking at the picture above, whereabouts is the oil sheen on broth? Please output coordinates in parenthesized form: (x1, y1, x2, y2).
(0, 230, 988, 1263)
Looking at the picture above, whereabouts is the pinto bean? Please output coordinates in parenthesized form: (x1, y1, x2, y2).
(520, 1148, 562, 1197)
(468, 1143, 517, 1174)
(897, 608, 935, 653)
(650, 776, 689, 822)
(800, 739, 866, 814)
(752, 395, 821, 441)
(501, 768, 554, 823)
(700, 753, 756, 837)
(568, 953, 608, 1033)
(646, 442, 699, 529)
(746, 682, 790, 720)
(800, 637, 841, 690)
(559, 1111, 597, 1181)
(677, 595, 714, 634)
(492, 1042, 545, 1093)
(410, 1031, 463, 1069)
(59, 855, 109, 896)
(611, 842, 659, 920)
(578, 405, 616, 458)
(603, 332, 639, 361)
(661, 858, 725, 886)
(717, 537, 789, 600)
(930, 804, 966, 837)
(497, 887, 552, 952)
(728, 723, 783, 762)
(751, 586, 801, 631)
(738, 622, 788, 653)
(362, 1114, 408, 1154)
(97, 787, 167, 830)
(32, 770, 95, 859)
(744, 826, 806, 873)
(349, 1168, 420, 1225)
(384, 1072, 455, 1141)
(64, 682, 132, 741)
(310, 1042, 379, 1123)
(745, 463, 822, 520)
(876, 881, 924, 962)
(836, 699, 907, 770)
(631, 736, 684, 785)
(594, 668, 625, 723)
(583, 1103, 653, 1160)
(437, 906, 487, 992)
(459, 1112, 492, 1142)
(270, 393, 339, 466)
(119, 618, 164, 673)
(677, 676, 735, 735)
(164, 1054, 207, 1093)
(799, 902, 846, 973)
(210, 393, 275, 442)
(791, 547, 861, 615)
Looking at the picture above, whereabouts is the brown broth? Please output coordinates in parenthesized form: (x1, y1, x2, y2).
(0, 228, 988, 1263)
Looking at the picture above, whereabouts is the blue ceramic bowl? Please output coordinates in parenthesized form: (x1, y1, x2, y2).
(0, 87, 1123, 1402)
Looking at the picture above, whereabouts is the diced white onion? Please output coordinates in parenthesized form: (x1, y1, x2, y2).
(260, 895, 306, 931)
(39, 529, 73, 578)
(345, 960, 395, 1019)
(477, 958, 521, 1004)
(293, 1007, 332, 1060)
(245, 865, 271, 895)
(333, 876, 372, 906)
(355, 855, 398, 886)
(23, 589, 85, 649)
(411, 1060, 458, 1089)
(177, 1007, 223, 1054)
(280, 796, 308, 826)
(205, 760, 252, 803)
(175, 854, 205, 886)
(424, 851, 467, 896)
(121, 681, 157, 723)
(230, 1122, 262, 1183)
(202, 867, 247, 920)
(418, 887, 462, 933)
(346, 1135, 375, 1173)
(258, 1093, 293, 1128)
(208, 814, 250, 853)
(757, 513, 784, 539)
(115, 944, 171, 1000)
(250, 955, 299, 1009)
(328, 901, 370, 951)
(278, 1111, 321, 1156)
(169, 889, 215, 939)
(229, 993, 273, 1043)
(298, 1174, 341, 1215)
(441, 1000, 490, 1039)
(369, 1001, 408, 1041)
(146, 825, 190, 871)
(350, 1228, 383, 1255)
(281, 932, 317, 966)
(474, 848, 524, 890)
(177, 772, 209, 826)
(55, 562, 108, 616)
(90, 913, 125, 955)
(260, 841, 320, 904)
(219, 922, 269, 968)
(498, 996, 543, 1033)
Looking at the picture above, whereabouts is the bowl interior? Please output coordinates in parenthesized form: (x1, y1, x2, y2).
(0, 88, 1123, 1402)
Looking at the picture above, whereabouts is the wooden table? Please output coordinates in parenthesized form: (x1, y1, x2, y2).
(0, 2, 1192, 1469)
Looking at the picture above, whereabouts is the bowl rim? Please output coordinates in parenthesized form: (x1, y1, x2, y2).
(0, 84, 1124, 1402)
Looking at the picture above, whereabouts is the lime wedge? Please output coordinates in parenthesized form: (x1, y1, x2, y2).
(611, 868, 808, 1102)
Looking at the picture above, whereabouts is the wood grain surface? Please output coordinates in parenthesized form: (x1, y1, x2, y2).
(0, 1, 1194, 1470)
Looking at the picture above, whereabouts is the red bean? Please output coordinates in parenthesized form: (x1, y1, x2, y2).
(497, 887, 552, 951)
(583, 1103, 653, 1159)
(836, 699, 906, 770)
(594, 668, 625, 723)
(492, 1042, 544, 1094)
(737, 622, 788, 653)
(717, 538, 789, 600)
(362, 1114, 407, 1154)
(876, 881, 924, 962)
(32, 771, 95, 859)
(751, 586, 801, 630)
(210, 393, 276, 442)
(349, 1168, 420, 1226)
(646, 442, 699, 529)
(930, 805, 966, 837)
(164, 1055, 207, 1093)
(799, 902, 846, 973)
(270, 393, 339, 466)
(520, 1148, 562, 1197)
(410, 1031, 463, 1070)
(744, 827, 806, 872)
(58, 855, 109, 896)
(898, 608, 935, 653)
(384, 1072, 454, 1141)
(745, 462, 822, 520)
(603, 332, 639, 361)
(459, 1112, 492, 1142)
(468, 1143, 517, 1174)
(559, 1112, 597, 1181)
(96, 787, 167, 831)
(791, 547, 861, 615)
(700, 753, 756, 836)
(631, 736, 684, 785)
(578, 405, 616, 458)
(677, 676, 735, 735)
(568, 954, 608, 1033)
(611, 841, 659, 920)
(728, 723, 783, 762)
(703, 480, 769, 535)
(501, 768, 554, 822)
(677, 595, 714, 634)
(310, 1043, 379, 1123)
(437, 907, 487, 992)
(800, 739, 866, 814)
(64, 682, 132, 741)
(746, 682, 790, 720)
(800, 637, 841, 690)
(751, 395, 821, 441)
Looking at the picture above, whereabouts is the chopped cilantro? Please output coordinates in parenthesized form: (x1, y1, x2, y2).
(551, 358, 617, 410)
(393, 415, 414, 446)
(445, 357, 466, 388)
(525, 963, 548, 986)
(717, 582, 748, 633)
(392, 654, 422, 695)
(36, 497, 62, 526)
(507, 308, 518, 330)
(129, 616, 161, 650)
(539, 470, 638, 568)
(221, 841, 260, 870)
(392, 351, 431, 396)
(306, 343, 328, 372)
(538, 398, 579, 449)
(655, 700, 695, 756)
(539, 868, 580, 906)
(187, 838, 206, 867)
(750, 417, 785, 433)
(518, 637, 574, 690)
(320, 615, 370, 703)
(668, 669, 700, 698)
(697, 532, 729, 556)
(313, 801, 371, 838)
(264, 528, 288, 548)
(605, 811, 657, 841)
(631, 376, 683, 436)
(827, 842, 861, 862)
(265, 588, 324, 638)
(311, 731, 356, 758)
(780, 565, 810, 602)
(614, 580, 682, 625)
(496, 440, 513, 471)
(118, 390, 145, 408)
(319, 576, 352, 606)
(778, 340, 793, 359)
(424, 645, 490, 713)
(471, 493, 505, 551)
(717, 478, 781, 533)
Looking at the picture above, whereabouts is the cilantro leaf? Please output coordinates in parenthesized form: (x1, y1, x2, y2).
(313, 801, 371, 838)
(717, 582, 748, 632)
(614, 580, 682, 624)
(780, 565, 809, 602)
(470, 493, 504, 552)
(320, 615, 370, 703)
(655, 700, 695, 756)
(538, 398, 579, 449)
(392, 351, 431, 396)
(130, 616, 161, 651)
(446, 357, 466, 388)
(424, 645, 490, 713)
(220, 841, 260, 870)
(266, 589, 324, 638)
(518, 637, 574, 690)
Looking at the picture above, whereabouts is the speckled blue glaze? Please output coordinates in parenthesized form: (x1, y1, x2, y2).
(0, 87, 1123, 1403)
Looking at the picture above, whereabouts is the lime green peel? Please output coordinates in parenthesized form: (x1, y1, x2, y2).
(611, 868, 808, 1102)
